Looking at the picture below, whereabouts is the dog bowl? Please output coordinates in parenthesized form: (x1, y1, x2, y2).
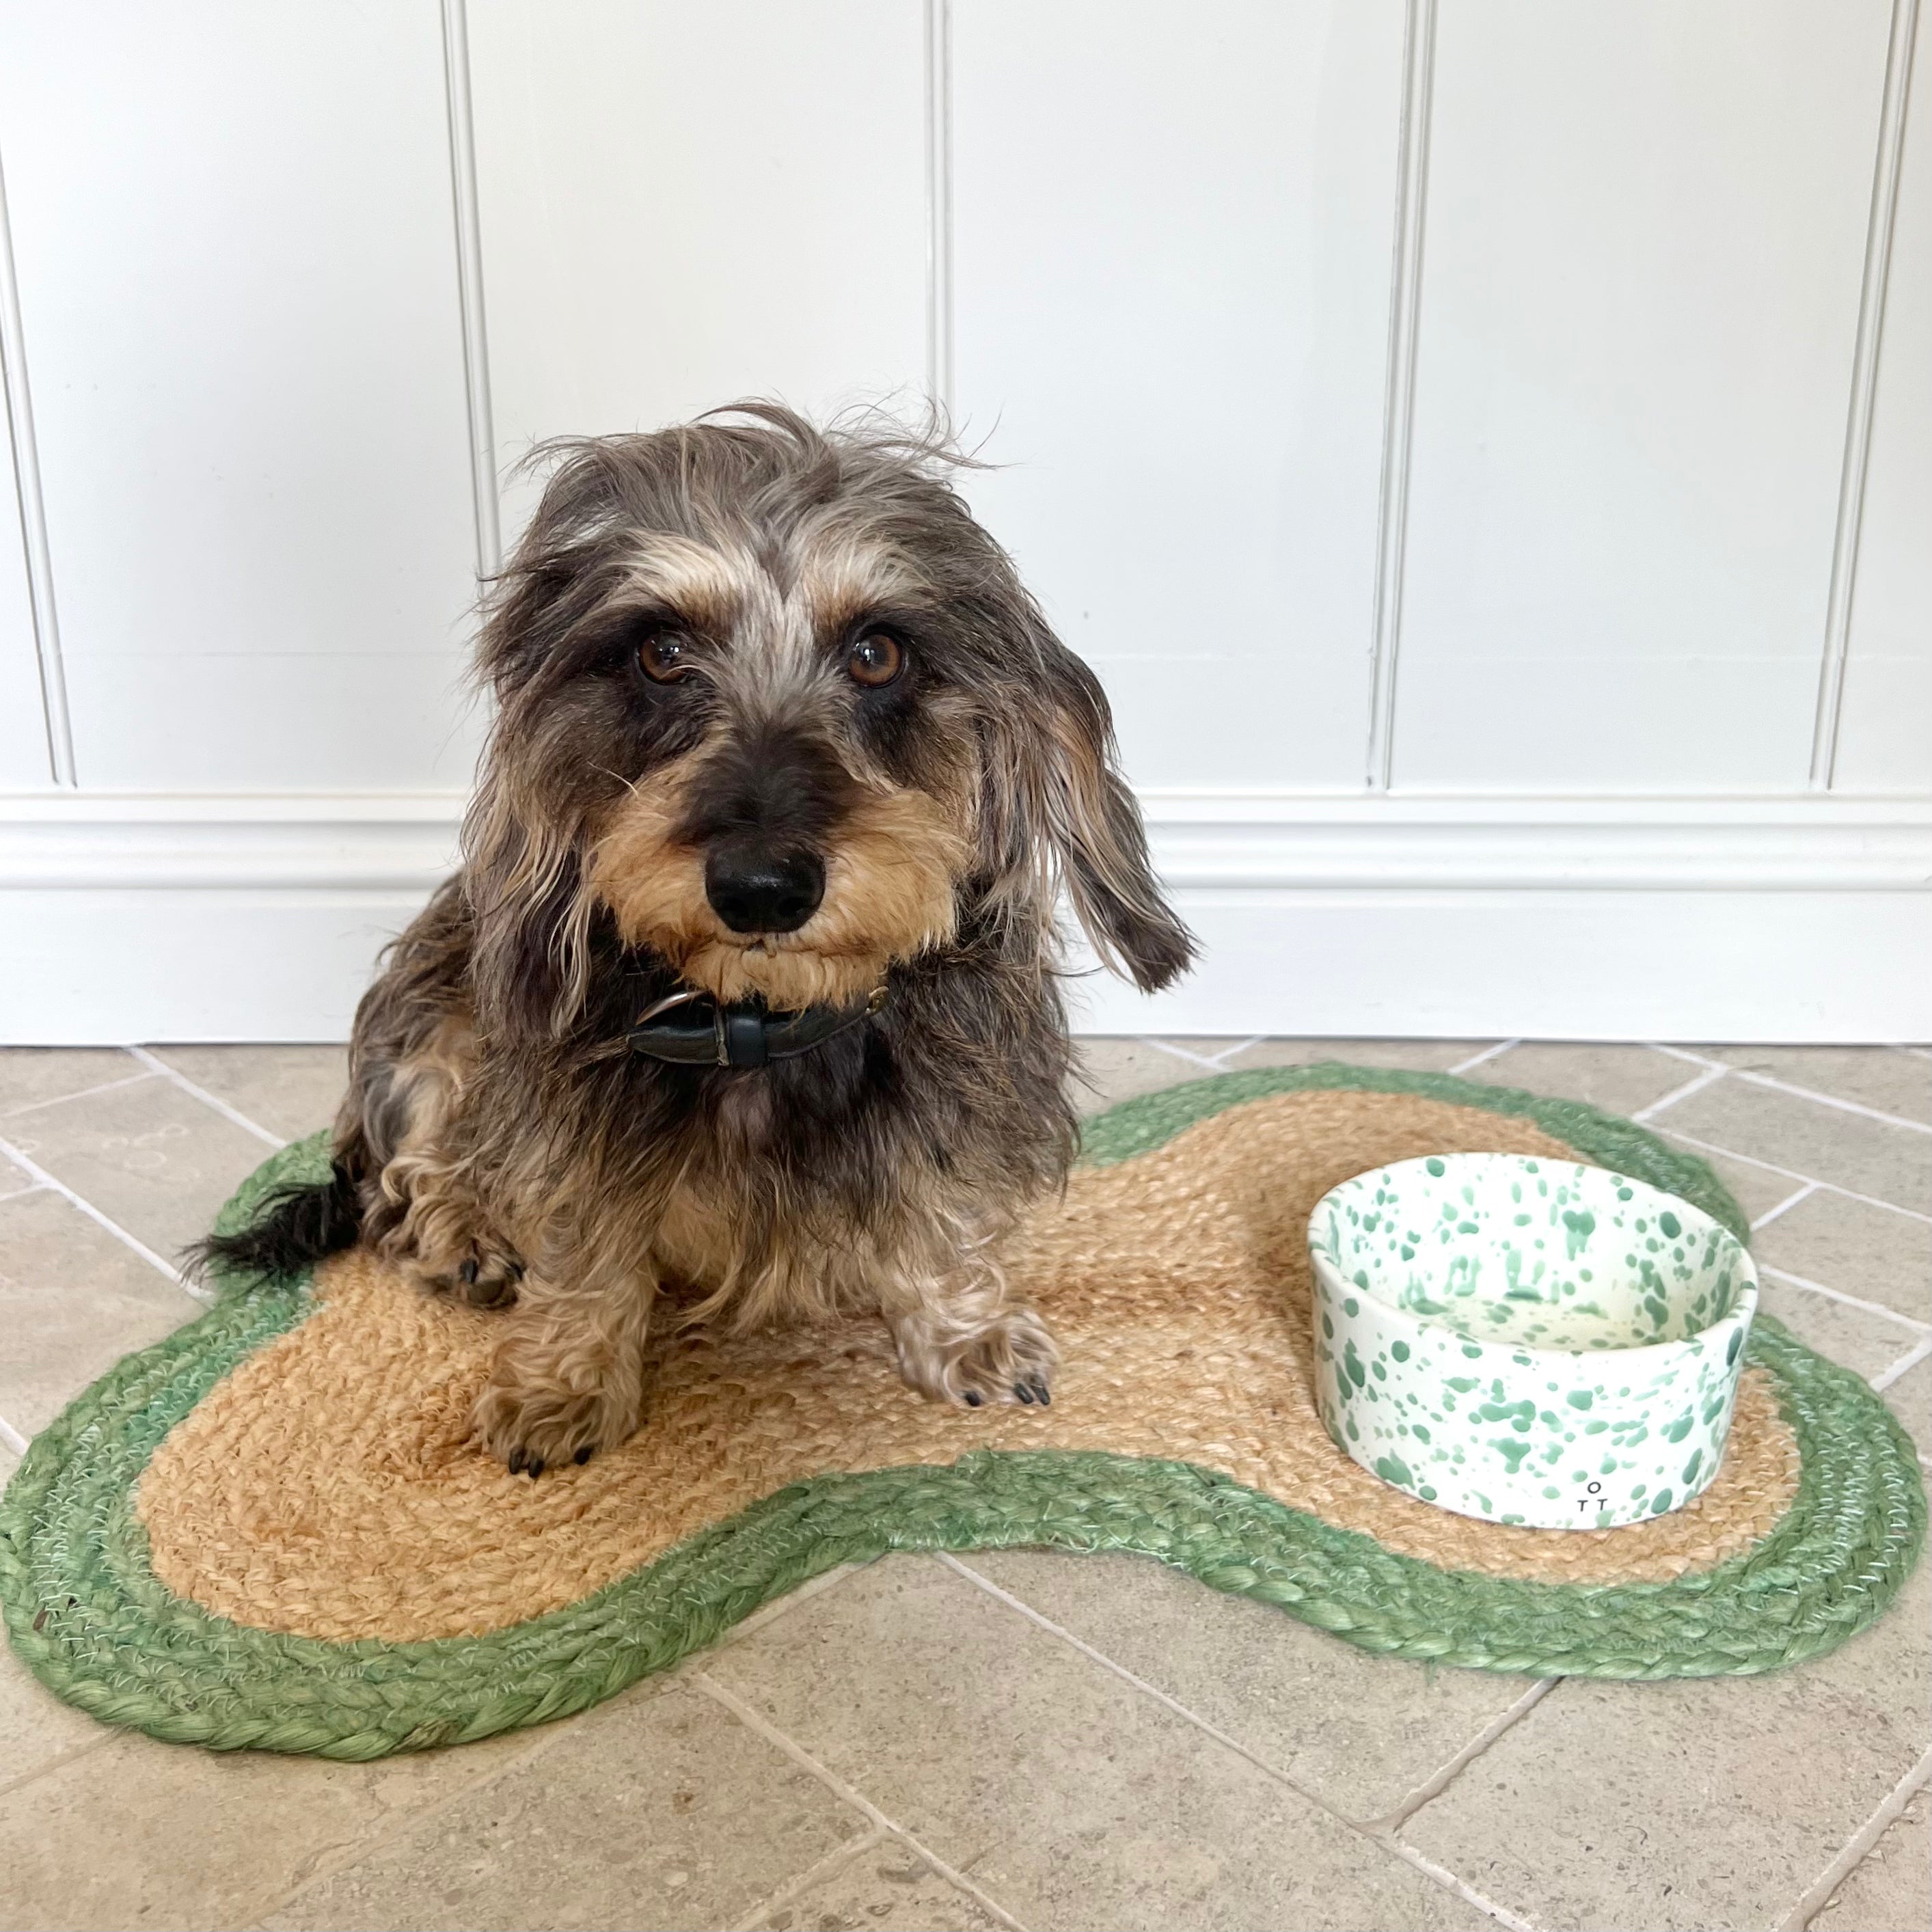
(1307, 1154, 1758, 1529)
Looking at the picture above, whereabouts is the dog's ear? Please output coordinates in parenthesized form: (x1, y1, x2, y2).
(461, 759, 597, 1043)
(982, 624, 1195, 994)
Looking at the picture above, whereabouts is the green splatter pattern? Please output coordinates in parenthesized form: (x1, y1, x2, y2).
(1310, 1154, 1758, 1529)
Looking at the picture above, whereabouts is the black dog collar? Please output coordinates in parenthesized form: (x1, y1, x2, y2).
(627, 983, 886, 1070)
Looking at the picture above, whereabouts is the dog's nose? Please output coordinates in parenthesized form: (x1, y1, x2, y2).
(704, 845, 825, 934)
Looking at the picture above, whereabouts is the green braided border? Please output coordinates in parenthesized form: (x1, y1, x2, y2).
(1, 1065, 1922, 1759)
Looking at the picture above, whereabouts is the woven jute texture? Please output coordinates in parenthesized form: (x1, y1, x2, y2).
(139, 1087, 1800, 1643)
(2, 1064, 1924, 1760)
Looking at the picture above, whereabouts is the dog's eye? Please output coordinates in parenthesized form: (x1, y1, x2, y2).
(638, 631, 694, 683)
(846, 632, 903, 688)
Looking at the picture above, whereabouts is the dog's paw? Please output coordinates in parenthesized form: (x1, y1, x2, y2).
(470, 1372, 642, 1479)
(893, 1305, 1058, 1409)
(409, 1240, 525, 1310)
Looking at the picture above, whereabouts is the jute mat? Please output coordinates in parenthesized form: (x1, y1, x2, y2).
(2, 1065, 1923, 1759)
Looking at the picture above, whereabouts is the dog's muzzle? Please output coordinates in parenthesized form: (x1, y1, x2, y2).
(627, 984, 887, 1070)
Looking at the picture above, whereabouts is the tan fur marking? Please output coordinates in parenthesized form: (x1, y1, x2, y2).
(591, 763, 965, 1011)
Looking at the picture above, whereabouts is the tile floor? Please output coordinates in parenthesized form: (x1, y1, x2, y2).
(0, 1037, 1927, 1932)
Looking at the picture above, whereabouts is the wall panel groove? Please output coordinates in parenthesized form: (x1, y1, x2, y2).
(1364, 0, 1437, 792)
(1812, 0, 1922, 787)
(0, 143, 72, 785)
(923, 0, 955, 413)
(440, 0, 503, 584)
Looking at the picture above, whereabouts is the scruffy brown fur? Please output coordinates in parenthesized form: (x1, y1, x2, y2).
(334, 405, 1193, 1475)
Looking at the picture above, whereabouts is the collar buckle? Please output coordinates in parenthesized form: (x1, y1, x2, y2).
(627, 981, 888, 1069)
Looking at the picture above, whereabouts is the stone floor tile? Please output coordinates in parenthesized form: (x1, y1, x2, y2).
(0, 1076, 277, 1266)
(1650, 1078, 1931, 1214)
(1810, 1784, 1931, 1932)
(707, 1555, 1492, 1932)
(1069, 1038, 1210, 1114)
(0, 1716, 545, 1932)
(1473, 1041, 1700, 1117)
(1754, 1188, 1931, 1323)
(261, 1681, 866, 1932)
(1222, 1038, 1496, 1076)
(748, 1835, 1005, 1932)
(1883, 1352, 1930, 1455)
(0, 1188, 197, 1436)
(1711, 1046, 1931, 1126)
(1756, 1278, 1925, 1385)
(0, 1149, 32, 1199)
(1401, 1564, 1932, 1931)
(0, 1644, 115, 1795)
(144, 1044, 349, 1146)
(0, 1048, 143, 1117)
(1661, 1137, 1814, 1225)
(955, 1548, 1538, 1824)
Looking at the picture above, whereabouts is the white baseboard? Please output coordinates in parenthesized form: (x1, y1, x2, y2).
(3, 791, 1928, 1043)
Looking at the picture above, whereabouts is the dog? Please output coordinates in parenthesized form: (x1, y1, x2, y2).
(200, 405, 1193, 1475)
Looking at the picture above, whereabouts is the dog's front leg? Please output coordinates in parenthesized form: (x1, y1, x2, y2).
(470, 1235, 653, 1476)
(880, 1216, 1058, 1409)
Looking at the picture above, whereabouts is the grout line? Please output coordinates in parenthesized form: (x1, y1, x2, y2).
(1661, 1129, 1932, 1225)
(1368, 1676, 1560, 1830)
(236, 1704, 586, 1931)
(122, 1046, 286, 1149)
(439, 0, 502, 582)
(1871, 1330, 1932, 1393)
(0, 1732, 119, 1805)
(694, 1672, 1030, 1932)
(1447, 1039, 1521, 1076)
(1631, 1062, 1728, 1123)
(941, 1554, 1544, 1930)
(1647, 1044, 1732, 1071)
(939, 1554, 1333, 1802)
(1750, 1180, 1821, 1233)
(0, 1180, 46, 1203)
(1647, 1044, 1932, 1134)
(0, 1070, 159, 1121)
(1363, 0, 1439, 791)
(1778, 1743, 1931, 1931)
(1810, 0, 1922, 789)
(0, 1413, 29, 1456)
(0, 1131, 209, 1303)
(1148, 1037, 1238, 1073)
(0, 140, 77, 786)
(1385, 1840, 1542, 1932)
(1204, 1033, 1264, 1066)
(1728, 1068, 1932, 1135)
(733, 1827, 890, 1932)
(694, 1561, 869, 1658)
(922, 0, 954, 411)
(1760, 1266, 1929, 1334)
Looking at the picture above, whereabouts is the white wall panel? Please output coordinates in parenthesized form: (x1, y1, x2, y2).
(950, 0, 1405, 791)
(1837, 12, 1932, 793)
(0, 463, 49, 785)
(470, 0, 928, 536)
(1393, 1, 1894, 791)
(0, 1, 480, 790)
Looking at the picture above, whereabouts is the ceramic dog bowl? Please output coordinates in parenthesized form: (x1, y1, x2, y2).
(1308, 1154, 1758, 1529)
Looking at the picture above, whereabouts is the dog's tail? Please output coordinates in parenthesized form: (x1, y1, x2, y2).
(185, 1162, 364, 1290)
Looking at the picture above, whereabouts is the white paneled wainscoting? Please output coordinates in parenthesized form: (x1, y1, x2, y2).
(1, 1, 1927, 1042)
(3, 792, 1926, 1043)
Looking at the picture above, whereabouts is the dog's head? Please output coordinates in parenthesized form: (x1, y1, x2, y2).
(463, 404, 1193, 1037)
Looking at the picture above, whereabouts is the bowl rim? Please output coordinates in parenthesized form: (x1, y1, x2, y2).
(1306, 1149, 1760, 1367)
